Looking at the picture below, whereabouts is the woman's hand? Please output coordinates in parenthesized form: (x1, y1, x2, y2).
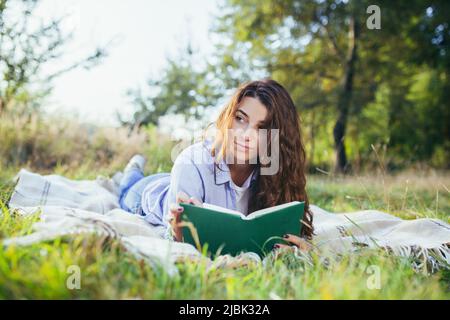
(169, 191, 202, 242)
(272, 234, 313, 256)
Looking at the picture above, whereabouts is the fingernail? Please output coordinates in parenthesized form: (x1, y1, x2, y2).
(283, 234, 289, 239)
(273, 244, 280, 249)
(177, 207, 183, 212)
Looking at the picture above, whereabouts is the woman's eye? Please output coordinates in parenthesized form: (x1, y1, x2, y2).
(235, 115, 244, 122)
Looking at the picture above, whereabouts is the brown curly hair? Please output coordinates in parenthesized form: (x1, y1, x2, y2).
(208, 79, 313, 239)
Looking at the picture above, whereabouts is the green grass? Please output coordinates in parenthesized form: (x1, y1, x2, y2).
(0, 168, 449, 299)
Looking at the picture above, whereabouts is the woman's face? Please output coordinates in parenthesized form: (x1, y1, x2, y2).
(228, 96, 268, 164)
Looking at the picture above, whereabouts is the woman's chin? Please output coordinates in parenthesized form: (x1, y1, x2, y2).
(233, 152, 257, 165)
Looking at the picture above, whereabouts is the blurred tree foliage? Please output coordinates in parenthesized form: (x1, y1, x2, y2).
(129, 0, 449, 172)
(0, 0, 106, 115)
(213, 0, 449, 171)
(123, 43, 222, 128)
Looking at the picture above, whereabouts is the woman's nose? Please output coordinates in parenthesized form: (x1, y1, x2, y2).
(243, 126, 258, 141)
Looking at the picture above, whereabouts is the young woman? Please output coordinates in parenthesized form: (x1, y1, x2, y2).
(118, 79, 313, 251)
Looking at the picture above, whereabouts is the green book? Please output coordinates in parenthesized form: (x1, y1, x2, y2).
(179, 201, 304, 257)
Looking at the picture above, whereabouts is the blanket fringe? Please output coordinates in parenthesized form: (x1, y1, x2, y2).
(384, 243, 450, 274)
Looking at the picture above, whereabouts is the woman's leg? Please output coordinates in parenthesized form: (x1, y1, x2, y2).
(118, 154, 147, 197)
(118, 167, 144, 211)
(120, 172, 169, 215)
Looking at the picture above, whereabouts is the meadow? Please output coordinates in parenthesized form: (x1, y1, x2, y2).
(1, 0, 449, 300)
(0, 118, 448, 299)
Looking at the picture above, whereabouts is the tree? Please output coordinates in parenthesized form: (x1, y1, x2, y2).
(0, 0, 106, 114)
(124, 43, 221, 129)
(212, 0, 450, 171)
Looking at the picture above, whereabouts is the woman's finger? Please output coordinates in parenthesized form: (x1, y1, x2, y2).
(272, 243, 294, 259)
(171, 221, 183, 242)
(273, 243, 293, 251)
(168, 204, 184, 242)
(283, 234, 312, 252)
(169, 202, 184, 214)
(169, 203, 183, 221)
(189, 197, 202, 207)
(176, 191, 190, 204)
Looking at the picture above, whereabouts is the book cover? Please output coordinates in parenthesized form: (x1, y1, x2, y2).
(179, 201, 305, 257)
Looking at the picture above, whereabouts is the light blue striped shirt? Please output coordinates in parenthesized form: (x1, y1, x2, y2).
(141, 138, 259, 229)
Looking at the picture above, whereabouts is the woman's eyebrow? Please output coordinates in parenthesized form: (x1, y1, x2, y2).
(236, 109, 248, 118)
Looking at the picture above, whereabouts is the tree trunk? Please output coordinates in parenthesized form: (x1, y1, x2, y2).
(333, 15, 359, 173)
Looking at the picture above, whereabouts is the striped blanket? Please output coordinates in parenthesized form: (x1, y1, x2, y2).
(4, 169, 450, 273)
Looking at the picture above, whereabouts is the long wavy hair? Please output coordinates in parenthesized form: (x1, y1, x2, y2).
(206, 79, 313, 239)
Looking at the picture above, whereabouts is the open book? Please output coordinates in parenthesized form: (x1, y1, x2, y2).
(179, 201, 304, 257)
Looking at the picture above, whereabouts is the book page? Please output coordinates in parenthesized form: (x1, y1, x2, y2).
(242, 201, 301, 220)
(202, 201, 301, 220)
(202, 203, 244, 217)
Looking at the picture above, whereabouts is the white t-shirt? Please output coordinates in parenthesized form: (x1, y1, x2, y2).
(229, 170, 254, 215)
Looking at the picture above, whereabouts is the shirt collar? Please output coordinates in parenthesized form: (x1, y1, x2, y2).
(214, 160, 259, 186)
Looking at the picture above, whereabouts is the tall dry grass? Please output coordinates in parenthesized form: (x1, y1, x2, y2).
(0, 113, 175, 178)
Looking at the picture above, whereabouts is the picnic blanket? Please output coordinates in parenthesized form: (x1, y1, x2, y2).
(4, 169, 450, 273)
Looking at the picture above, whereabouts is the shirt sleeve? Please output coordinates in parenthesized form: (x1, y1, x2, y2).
(164, 152, 205, 224)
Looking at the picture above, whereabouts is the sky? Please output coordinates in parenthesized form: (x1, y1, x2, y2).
(35, 0, 219, 128)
